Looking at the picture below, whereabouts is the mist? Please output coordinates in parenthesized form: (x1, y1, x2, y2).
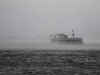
(0, 0, 100, 38)
(0, 0, 100, 50)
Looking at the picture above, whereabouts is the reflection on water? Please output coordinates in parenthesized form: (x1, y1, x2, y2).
(0, 39, 100, 50)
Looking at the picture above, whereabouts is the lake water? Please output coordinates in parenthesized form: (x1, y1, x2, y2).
(0, 39, 100, 50)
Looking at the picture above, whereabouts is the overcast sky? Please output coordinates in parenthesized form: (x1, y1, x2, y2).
(0, 0, 100, 38)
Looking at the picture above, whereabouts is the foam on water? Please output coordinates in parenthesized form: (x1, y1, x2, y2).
(0, 39, 100, 50)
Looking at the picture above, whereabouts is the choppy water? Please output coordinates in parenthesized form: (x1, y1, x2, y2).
(0, 39, 100, 50)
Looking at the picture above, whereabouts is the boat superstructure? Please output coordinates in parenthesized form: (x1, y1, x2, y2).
(50, 30, 83, 44)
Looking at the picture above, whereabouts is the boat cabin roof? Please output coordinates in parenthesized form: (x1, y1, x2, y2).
(56, 33, 66, 36)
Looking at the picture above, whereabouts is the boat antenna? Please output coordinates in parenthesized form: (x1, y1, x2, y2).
(72, 30, 74, 38)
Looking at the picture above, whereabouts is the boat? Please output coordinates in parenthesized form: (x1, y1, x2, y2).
(50, 30, 83, 44)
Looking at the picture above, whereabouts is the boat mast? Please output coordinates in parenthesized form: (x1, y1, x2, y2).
(72, 30, 74, 38)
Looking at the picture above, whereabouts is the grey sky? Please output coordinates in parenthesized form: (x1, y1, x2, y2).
(0, 0, 100, 38)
